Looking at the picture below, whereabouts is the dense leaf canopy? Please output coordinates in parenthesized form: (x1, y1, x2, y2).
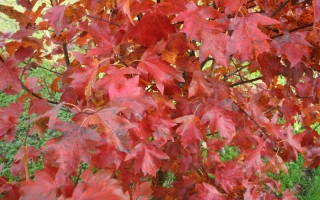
(1, 0, 320, 199)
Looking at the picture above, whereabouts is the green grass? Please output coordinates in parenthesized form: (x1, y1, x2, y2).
(268, 154, 320, 200)
(0, 60, 72, 180)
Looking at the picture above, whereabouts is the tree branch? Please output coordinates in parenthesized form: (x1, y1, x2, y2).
(37, 65, 63, 75)
(234, 101, 270, 138)
(73, 8, 121, 27)
(270, 0, 290, 17)
(271, 23, 314, 39)
(62, 43, 70, 67)
(229, 77, 262, 87)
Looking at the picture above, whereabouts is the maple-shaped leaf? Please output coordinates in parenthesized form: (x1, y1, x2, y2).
(138, 52, 184, 94)
(199, 30, 230, 67)
(279, 126, 305, 161)
(88, 106, 133, 152)
(211, 77, 231, 101)
(188, 70, 214, 98)
(174, 115, 204, 148)
(132, 182, 153, 200)
(69, 52, 99, 99)
(91, 143, 126, 169)
(72, 169, 129, 200)
(227, 13, 279, 61)
(172, 2, 224, 41)
(173, 175, 196, 199)
(0, 102, 23, 142)
(275, 31, 312, 67)
(201, 107, 235, 143)
(117, 0, 134, 25)
(190, 183, 224, 200)
(31, 102, 64, 133)
(20, 171, 59, 200)
(148, 106, 176, 142)
(78, 21, 124, 56)
(43, 5, 69, 35)
(95, 66, 140, 98)
(109, 75, 143, 100)
(243, 136, 274, 176)
(221, 0, 247, 15)
(11, 146, 39, 178)
(0, 56, 22, 94)
(258, 52, 283, 86)
(125, 143, 169, 176)
(43, 122, 102, 175)
(214, 161, 244, 193)
(127, 10, 175, 46)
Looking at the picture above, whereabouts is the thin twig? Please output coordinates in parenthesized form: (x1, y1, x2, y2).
(270, 0, 290, 17)
(20, 81, 59, 104)
(271, 23, 314, 39)
(43, 79, 58, 102)
(223, 66, 247, 81)
(73, 8, 121, 27)
(234, 101, 270, 138)
(229, 77, 262, 87)
(37, 65, 63, 75)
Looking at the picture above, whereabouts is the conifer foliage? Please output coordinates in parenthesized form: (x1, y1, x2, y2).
(0, 0, 320, 199)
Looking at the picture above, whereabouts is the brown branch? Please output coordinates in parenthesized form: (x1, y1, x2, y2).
(271, 23, 314, 39)
(73, 8, 121, 27)
(229, 76, 262, 87)
(37, 65, 63, 75)
(62, 43, 70, 67)
(223, 66, 247, 81)
(0, 55, 4, 63)
(270, 0, 290, 17)
(234, 101, 270, 138)
(20, 81, 59, 104)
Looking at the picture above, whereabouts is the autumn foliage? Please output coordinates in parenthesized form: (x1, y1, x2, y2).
(1, 0, 320, 199)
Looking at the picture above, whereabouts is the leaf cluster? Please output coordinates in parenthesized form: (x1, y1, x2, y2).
(0, 0, 320, 199)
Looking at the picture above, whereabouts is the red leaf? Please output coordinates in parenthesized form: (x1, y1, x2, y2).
(0, 57, 22, 94)
(0, 102, 23, 142)
(96, 66, 140, 99)
(221, 0, 247, 15)
(128, 10, 175, 46)
(88, 106, 133, 152)
(11, 146, 39, 178)
(215, 161, 244, 193)
(172, 2, 224, 41)
(174, 115, 204, 148)
(199, 31, 230, 67)
(125, 143, 169, 176)
(201, 107, 235, 143)
(188, 70, 214, 98)
(43, 5, 69, 35)
(31, 102, 64, 131)
(132, 182, 153, 200)
(43, 122, 102, 175)
(148, 107, 176, 142)
(190, 183, 224, 200)
(227, 13, 279, 61)
(275, 31, 312, 67)
(279, 126, 305, 161)
(138, 52, 184, 94)
(20, 171, 58, 200)
(69, 52, 99, 99)
(72, 169, 129, 200)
